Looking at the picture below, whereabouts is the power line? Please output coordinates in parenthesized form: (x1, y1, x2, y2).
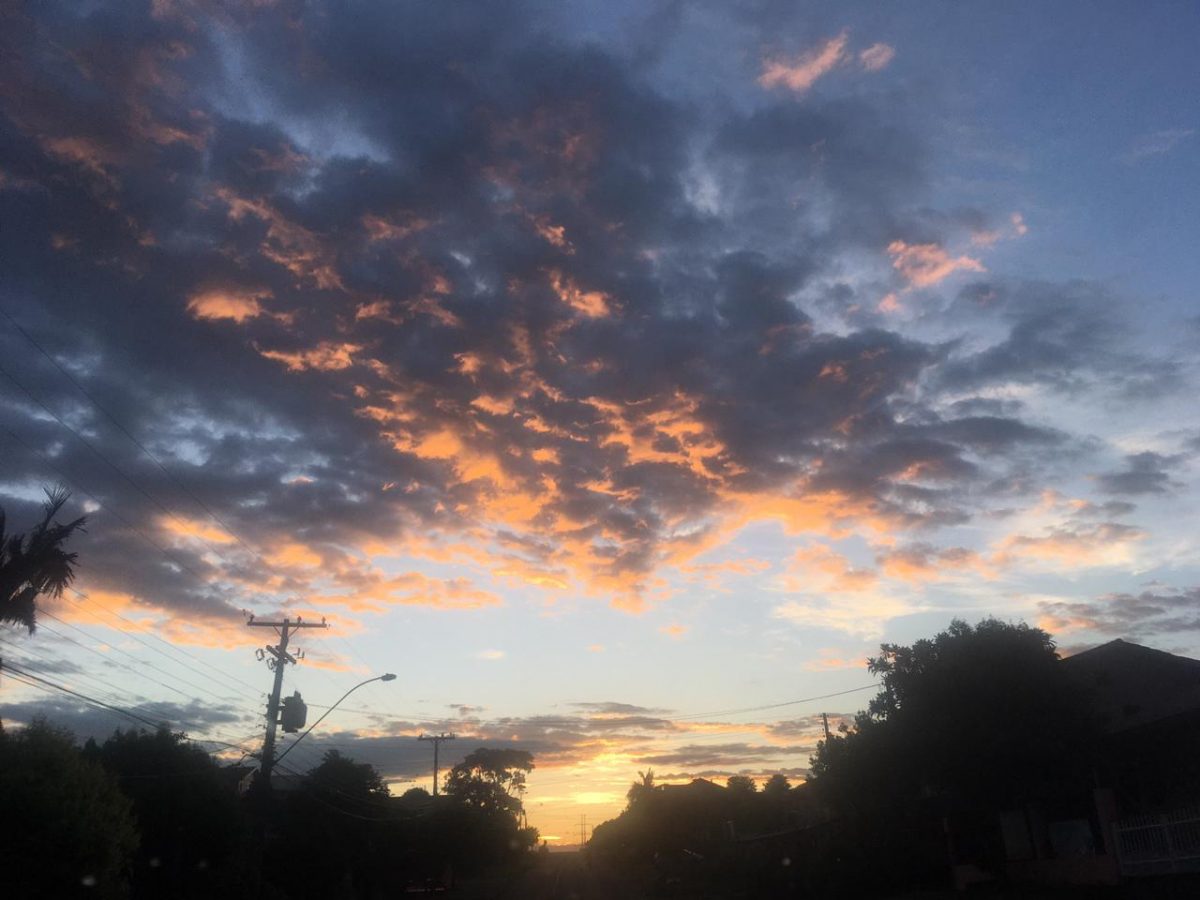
(0, 632, 156, 714)
(0, 307, 265, 564)
(3, 425, 216, 588)
(1, 333, 388, 720)
(5, 418, 316, 706)
(0, 360, 239, 563)
(0, 639, 259, 748)
(1, 360, 378, 710)
(1, 660, 256, 754)
(59, 588, 265, 704)
(666, 684, 879, 721)
(39, 609, 253, 710)
(4, 661, 185, 732)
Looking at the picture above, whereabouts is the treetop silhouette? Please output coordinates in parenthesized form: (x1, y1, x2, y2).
(0, 487, 86, 633)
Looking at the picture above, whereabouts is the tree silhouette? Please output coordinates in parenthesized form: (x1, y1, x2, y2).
(807, 617, 1099, 889)
(626, 768, 656, 808)
(762, 773, 790, 798)
(726, 774, 756, 794)
(0, 718, 138, 897)
(0, 487, 86, 633)
(268, 750, 393, 899)
(88, 728, 247, 898)
(444, 747, 533, 817)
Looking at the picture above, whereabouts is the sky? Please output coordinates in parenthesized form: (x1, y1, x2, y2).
(1, 0, 1198, 845)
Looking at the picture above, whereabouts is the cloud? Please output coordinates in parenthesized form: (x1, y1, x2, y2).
(888, 240, 985, 288)
(858, 43, 895, 72)
(1037, 586, 1200, 639)
(1096, 452, 1181, 496)
(940, 280, 1183, 398)
(187, 287, 274, 323)
(1122, 128, 1195, 164)
(759, 31, 850, 94)
(571, 701, 671, 716)
(0, 0, 1189, 639)
(994, 521, 1145, 570)
(640, 742, 807, 768)
(0, 695, 251, 744)
(876, 543, 986, 582)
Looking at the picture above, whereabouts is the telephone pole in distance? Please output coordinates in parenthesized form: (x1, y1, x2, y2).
(248, 614, 327, 785)
(418, 732, 456, 796)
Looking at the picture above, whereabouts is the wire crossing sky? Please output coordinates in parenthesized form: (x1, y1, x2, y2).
(1, 0, 1198, 843)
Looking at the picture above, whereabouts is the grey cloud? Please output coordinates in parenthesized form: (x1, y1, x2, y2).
(571, 701, 672, 716)
(640, 742, 808, 768)
(940, 280, 1184, 399)
(1038, 587, 1200, 640)
(0, 695, 251, 744)
(1096, 452, 1182, 496)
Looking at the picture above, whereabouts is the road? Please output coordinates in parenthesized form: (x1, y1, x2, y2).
(453, 852, 652, 900)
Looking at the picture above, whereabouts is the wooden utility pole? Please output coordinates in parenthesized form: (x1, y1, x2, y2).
(822, 711, 831, 741)
(418, 732, 456, 796)
(248, 614, 327, 785)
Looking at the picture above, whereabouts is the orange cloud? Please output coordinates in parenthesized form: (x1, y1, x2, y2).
(267, 542, 324, 569)
(782, 543, 877, 594)
(803, 649, 868, 672)
(759, 31, 849, 94)
(994, 522, 1146, 569)
(531, 216, 573, 252)
(548, 270, 611, 318)
(313, 566, 504, 613)
(159, 516, 235, 545)
(361, 212, 428, 242)
(260, 341, 362, 371)
(877, 292, 903, 314)
(876, 544, 988, 582)
(53, 586, 251, 652)
(216, 187, 344, 290)
(887, 240, 985, 288)
(187, 287, 274, 323)
(858, 43, 895, 72)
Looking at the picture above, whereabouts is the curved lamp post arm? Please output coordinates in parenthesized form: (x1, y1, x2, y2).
(275, 673, 395, 766)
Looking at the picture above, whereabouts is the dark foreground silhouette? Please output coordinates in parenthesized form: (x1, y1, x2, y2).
(589, 620, 1200, 898)
(4, 618, 1200, 898)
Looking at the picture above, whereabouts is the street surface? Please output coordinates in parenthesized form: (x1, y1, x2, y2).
(454, 853, 652, 900)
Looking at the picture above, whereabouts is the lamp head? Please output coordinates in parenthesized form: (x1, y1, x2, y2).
(380, 673, 397, 682)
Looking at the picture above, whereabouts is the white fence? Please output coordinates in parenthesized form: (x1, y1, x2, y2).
(1114, 808, 1200, 876)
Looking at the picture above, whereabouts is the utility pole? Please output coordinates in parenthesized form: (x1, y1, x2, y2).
(580, 813, 588, 847)
(418, 732, 456, 796)
(822, 712, 831, 741)
(248, 614, 327, 786)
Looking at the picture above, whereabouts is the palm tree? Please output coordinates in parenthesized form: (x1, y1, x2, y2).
(626, 768, 656, 808)
(0, 487, 87, 633)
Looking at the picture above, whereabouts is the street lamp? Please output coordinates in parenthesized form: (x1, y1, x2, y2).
(274, 673, 396, 765)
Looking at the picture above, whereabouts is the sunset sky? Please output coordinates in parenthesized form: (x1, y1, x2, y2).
(1, 0, 1198, 845)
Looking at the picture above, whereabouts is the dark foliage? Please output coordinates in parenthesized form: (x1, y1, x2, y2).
(88, 728, 250, 898)
(0, 489, 86, 633)
(444, 746, 534, 817)
(0, 718, 138, 899)
(806, 618, 1100, 892)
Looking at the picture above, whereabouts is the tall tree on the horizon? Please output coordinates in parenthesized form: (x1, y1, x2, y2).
(0, 487, 86, 633)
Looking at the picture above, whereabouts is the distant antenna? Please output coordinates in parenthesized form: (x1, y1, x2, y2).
(418, 732, 457, 796)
